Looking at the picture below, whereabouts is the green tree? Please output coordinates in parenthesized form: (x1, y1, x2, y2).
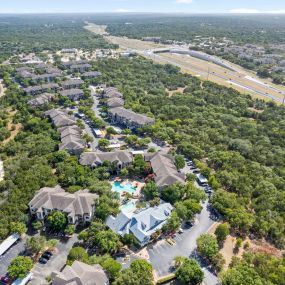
(162, 211, 181, 232)
(64, 225, 75, 236)
(25, 236, 46, 255)
(142, 181, 159, 200)
(215, 223, 230, 245)
(47, 211, 67, 231)
(175, 257, 204, 285)
(32, 221, 43, 231)
(8, 256, 33, 279)
(46, 239, 58, 250)
(114, 259, 153, 285)
(10, 222, 27, 235)
(175, 155, 185, 169)
(67, 247, 89, 265)
(95, 229, 121, 254)
(98, 139, 110, 150)
(120, 168, 129, 178)
(197, 234, 219, 261)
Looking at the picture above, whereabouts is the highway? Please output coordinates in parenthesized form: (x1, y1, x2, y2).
(86, 23, 285, 103)
(145, 51, 285, 103)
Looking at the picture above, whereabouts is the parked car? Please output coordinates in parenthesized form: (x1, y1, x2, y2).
(178, 228, 184, 234)
(39, 257, 48, 264)
(114, 252, 126, 258)
(193, 169, 200, 174)
(0, 276, 11, 284)
(43, 251, 53, 257)
(41, 253, 51, 260)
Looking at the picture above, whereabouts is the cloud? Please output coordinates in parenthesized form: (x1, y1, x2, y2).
(176, 0, 193, 4)
(229, 9, 285, 14)
(114, 8, 132, 13)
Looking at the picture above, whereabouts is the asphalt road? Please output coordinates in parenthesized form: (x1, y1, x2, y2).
(148, 201, 219, 285)
(149, 52, 284, 103)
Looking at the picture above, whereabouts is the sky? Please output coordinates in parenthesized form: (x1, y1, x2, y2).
(0, 0, 285, 14)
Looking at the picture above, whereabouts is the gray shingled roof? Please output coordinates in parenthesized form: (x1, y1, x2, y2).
(103, 87, 123, 99)
(23, 83, 59, 94)
(80, 151, 133, 166)
(82, 71, 102, 78)
(28, 93, 54, 107)
(109, 107, 155, 126)
(62, 79, 84, 88)
(29, 186, 98, 217)
(52, 261, 108, 285)
(106, 97, 124, 108)
(150, 153, 185, 188)
(59, 89, 84, 97)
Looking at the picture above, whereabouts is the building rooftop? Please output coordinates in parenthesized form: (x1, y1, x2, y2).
(149, 153, 186, 188)
(109, 107, 155, 126)
(52, 261, 108, 285)
(80, 151, 133, 167)
(29, 186, 98, 218)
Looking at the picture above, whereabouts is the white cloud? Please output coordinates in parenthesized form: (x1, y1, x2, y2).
(176, 0, 193, 4)
(230, 9, 285, 14)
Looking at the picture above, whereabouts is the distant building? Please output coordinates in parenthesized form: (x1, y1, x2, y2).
(27, 93, 54, 107)
(70, 64, 92, 73)
(142, 37, 161, 43)
(45, 109, 77, 128)
(61, 48, 78, 54)
(62, 79, 84, 89)
(61, 60, 88, 68)
(45, 109, 85, 155)
(82, 71, 102, 79)
(59, 89, 84, 101)
(29, 186, 98, 224)
(106, 203, 173, 246)
(103, 87, 123, 99)
(51, 261, 109, 285)
(106, 97, 124, 108)
(23, 83, 59, 95)
(108, 107, 155, 129)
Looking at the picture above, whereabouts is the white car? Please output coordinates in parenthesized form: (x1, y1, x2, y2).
(178, 228, 184, 234)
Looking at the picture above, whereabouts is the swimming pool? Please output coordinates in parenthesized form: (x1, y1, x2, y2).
(120, 201, 136, 213)
(112, 181, 136, 194)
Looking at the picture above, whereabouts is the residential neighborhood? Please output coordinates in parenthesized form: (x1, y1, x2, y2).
(1, 9, 284, 285)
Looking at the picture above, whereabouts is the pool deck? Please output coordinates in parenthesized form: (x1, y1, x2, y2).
(111, 179, 144, 199)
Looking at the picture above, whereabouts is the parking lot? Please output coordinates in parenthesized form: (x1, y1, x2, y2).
(31, 234, 78, 285)
(0, 239, 26, 276)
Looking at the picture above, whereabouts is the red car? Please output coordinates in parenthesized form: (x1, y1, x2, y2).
(0, 276, 11, 284)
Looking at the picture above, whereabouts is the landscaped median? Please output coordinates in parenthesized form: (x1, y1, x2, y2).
(156, 273, 176, 284)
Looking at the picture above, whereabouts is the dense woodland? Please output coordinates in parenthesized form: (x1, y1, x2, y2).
(0, 40, 284, 282)
(88, 56, 285, 249)
(91, 14, 285, 45)
(0, 15, 116, 63)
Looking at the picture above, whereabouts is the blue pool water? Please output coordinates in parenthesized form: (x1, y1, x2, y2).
(112, 181, 136, 194)
(120, 201, 136, 213)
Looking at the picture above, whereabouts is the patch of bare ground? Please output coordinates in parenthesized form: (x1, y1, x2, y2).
(220, 236, 283, 269)
(208, 223, 283, 269)
(1, 109, 22, 145)
(248, 107, 265, 113)
(167, 87, 186, 97)
(0, 80, 6, 97)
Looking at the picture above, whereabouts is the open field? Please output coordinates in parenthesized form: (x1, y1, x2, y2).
(86, 23, 285, 103)
(85, 22, 109, 35)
